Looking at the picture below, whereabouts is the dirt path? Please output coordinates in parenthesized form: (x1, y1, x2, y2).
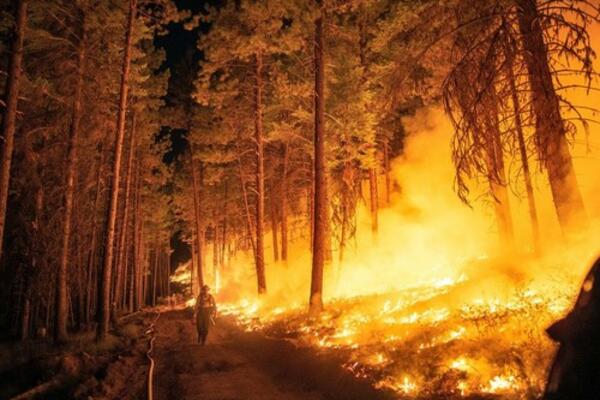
(152, 310, 396, 400)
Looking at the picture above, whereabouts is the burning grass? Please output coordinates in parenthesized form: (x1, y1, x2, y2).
(220, 271, 575, 399)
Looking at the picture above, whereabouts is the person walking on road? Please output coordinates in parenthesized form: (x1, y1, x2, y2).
(195, 285, 217, 345)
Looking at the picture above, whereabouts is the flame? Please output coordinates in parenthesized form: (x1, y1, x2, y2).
(191, 29, 600, 397)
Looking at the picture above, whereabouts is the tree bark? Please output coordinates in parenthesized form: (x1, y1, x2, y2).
(190, 153, 204, 288)
(516, 0, 587, 235)
(280, 143, 289, 262)
(383, 141, 391, 205)
(368, 168, 378, 235)
(114, 111, 137, 310)
(56, 16, 86, 343)
(310, 2, 327, 315)
(506, 56, 541, 255)
(97, 0, 136, 341)
(0, 0, 27, 262)
(131, 164, 142, 311)
(270, 190, 279, 262)
(484, 103, 515, 248)
(254, 52, 267, 294)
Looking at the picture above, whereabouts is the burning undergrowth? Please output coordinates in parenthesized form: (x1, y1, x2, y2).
(221, 266, 576, 399)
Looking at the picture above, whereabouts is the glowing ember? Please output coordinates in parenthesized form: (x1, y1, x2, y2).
(221, 271, 576, 399)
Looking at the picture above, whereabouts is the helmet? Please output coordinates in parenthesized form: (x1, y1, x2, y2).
(201, 285, 210, 292)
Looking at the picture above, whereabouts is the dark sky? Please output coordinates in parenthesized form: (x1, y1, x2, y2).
(157, 0, 222, 271)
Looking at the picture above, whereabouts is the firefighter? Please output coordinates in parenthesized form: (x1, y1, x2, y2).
(544, 256, 600, 399)
(195, 285, 217, 345)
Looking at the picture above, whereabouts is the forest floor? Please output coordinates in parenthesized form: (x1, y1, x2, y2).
(152, 309, 397, 400)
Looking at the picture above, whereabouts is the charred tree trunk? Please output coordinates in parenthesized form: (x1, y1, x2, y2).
(254, 52, 267, 294)
(114, 111, 136, 311)
(56, 17, 86, 343)
(97, 0, 136, 341)
(516, 0, 587, 235)
(0, 0, 27, 262)
(310, 2, 327, 315)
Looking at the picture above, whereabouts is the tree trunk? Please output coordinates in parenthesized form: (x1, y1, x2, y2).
(213, 226, 219, 291)
(383, 141, 391, 205)
(516, 0, 587, 235)
(270, 191, 279, 262)
(310, 2, 327, 315)
(152, 244, 158, 306)
(190, 233, 197, 298)
(131, 165, 142, 311)
(280, 144, 289, 262)
(485, 111, 515, 248)
(237, 144, 257, 261)
(114, 111, 137, 310)
(190, 153, 204, 288)
(97, 0, 136, 341)
(506, 56, 541, 255)
(221, 182, 228, 268)
(0, 0, 27, 262)
(368, 168, 378, 235)
(56, 17, 86, 343)
(254, 52, 267, 294)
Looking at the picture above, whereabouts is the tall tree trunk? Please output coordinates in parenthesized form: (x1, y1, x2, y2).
(190, 152, 204, 288)
(221, 182, 228, 268)
(56, 18, 86, 343)
(310, 1, 327, 315)
(213, 226, 219, 291)
(254, 52, 267, 294)
(485, 111, 515, 248)
(87, 140, 106, 323)
(516, 0, 587, 235)
(280, 144, 289, 262)
(270, 191, 279, 262)
(237, 146, 257, 260)
(506, 56, 541, 254)
(97, 0, 136, 341)
(383, 141, 391, 205)
(368, 168, 378, 235)
(0, 0, 27, 262)
(114, 111, 137, 310)
(190, 233, 197, 298)
(152, 244, 158, 306)
(359, 18, 379, 236)
(131, 165, 142, 311)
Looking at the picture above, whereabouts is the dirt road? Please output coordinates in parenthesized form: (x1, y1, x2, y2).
(152, 310, 396, 400)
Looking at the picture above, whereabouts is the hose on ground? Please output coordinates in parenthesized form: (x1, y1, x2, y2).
(145, 311, 161, 400)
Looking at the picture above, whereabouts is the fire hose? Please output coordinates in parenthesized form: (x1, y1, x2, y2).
(145, 311, 161, 400)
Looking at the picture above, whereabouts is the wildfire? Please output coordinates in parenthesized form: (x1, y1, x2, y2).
(220, 268, 577, 399)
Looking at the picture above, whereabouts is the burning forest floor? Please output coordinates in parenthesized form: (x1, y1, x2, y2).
(152, 309, 396, 400)
(218, 257, 582, 400)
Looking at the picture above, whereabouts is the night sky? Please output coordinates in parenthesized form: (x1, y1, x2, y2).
(157, 0, 222, 271)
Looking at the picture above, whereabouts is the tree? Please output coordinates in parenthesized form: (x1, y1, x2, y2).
(309, 0, 326, 315)
(0, 0, 27, 262)
(515, 0, 588, 236)
(55, 3, 87, 343)
(97, 0, 137, 341)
